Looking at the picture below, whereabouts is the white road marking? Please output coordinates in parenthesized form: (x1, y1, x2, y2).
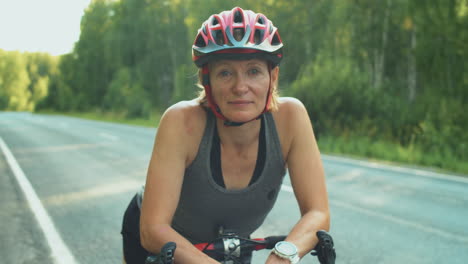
(99, 132, 119, 141)
(45, 180, 142, 206)
(330, 169, 363, 182)
(0, 137, 79, 264)
(13, 142, 110, 154)
(322, 154, 468, 184)
(330, 200, 468, 244)
(281, 183, 468, 244)
(281, 184, 294, 193)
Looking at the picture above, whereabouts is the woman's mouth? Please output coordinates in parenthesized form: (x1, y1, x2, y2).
(228, 100, 252, 105)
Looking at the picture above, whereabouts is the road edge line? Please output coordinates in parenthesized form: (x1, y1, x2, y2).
(281, 184, 468, 244)
(321, 154, 468, 184)
(0, 137, 79, 264)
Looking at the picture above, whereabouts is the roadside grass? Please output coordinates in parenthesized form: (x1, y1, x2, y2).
(38, 110, 467, 176)
(317, 135, 468, 176)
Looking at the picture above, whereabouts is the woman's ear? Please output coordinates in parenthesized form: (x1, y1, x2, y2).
(271, 66, 280, 84)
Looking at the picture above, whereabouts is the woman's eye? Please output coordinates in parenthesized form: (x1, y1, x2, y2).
(249, 68, 260, 75)
(219, 70, 231, 77)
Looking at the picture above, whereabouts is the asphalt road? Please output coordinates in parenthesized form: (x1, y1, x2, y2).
(1, 112, 467, 264)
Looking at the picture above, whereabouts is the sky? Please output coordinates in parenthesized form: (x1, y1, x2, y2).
(0, 0, 92, 56)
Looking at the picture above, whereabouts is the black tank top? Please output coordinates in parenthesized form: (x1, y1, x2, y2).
(210, 115, 266, 188)
(171, 110, 286, 243)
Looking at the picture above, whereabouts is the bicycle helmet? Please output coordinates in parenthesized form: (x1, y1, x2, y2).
(192, 7, 284, 126)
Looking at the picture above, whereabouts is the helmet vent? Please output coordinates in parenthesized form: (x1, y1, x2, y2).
(233, 28, 245, 41)
(272, 32, 281, 45)
(195, 34, 206, 47)
(213, 30, 224, 45)
(254, 29, 264, 44)
(212, 17, 219, 26)
(234, 10, 243, 23)
(257, 16, 265, 25)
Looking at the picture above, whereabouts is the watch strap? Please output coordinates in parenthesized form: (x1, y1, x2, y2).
(272, 245, 300, 264)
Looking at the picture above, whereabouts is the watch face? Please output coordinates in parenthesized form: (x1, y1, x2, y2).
(275, 241, 298, 257)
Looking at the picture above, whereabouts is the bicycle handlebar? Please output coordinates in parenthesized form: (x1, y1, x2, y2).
(194, 235, 286, 252)
(145, 230, 335, 264)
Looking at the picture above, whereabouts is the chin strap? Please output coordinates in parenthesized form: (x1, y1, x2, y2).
(223, 120, 250, 127)
(201, 64, 272, 127)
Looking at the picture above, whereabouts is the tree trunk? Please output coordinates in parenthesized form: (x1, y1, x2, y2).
(373, 0, 391, 90)
(408, 26, 417, 103)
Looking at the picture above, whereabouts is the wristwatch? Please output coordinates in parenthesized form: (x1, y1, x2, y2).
(272, 241, 300, 264)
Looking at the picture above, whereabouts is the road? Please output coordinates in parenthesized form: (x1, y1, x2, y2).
(1, 112, 467, 264)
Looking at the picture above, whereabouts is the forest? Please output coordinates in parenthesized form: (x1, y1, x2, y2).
(1, 0, 467, 173)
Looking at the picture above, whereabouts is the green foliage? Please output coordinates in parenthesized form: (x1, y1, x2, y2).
(0, 49, 58, 111)
(418, 98, 467, 162)
(318, 134, 468, 175)
(286, 0, 467, 173)
(173, 64, 197, 102)
(25, 52, 59, 110)
(291, 52, 371, 138)
(0, 49, 32, 111)
(1, 0, 467, 173)
(103, 67, 151, 118)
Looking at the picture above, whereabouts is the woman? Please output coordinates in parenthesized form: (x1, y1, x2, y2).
(121, 7, 330, 264)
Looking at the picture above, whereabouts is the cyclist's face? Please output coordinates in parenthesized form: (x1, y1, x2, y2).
(209, 59, 275, 123)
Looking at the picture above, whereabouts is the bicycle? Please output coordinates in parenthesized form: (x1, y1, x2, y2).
(145, 229, 335, 264)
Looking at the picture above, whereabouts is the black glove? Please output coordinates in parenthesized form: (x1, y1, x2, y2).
(311, 230, 336, 264)
(145, 242, 177, 264)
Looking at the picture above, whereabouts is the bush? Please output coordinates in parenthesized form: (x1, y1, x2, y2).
(290, 52, 372, 138)
(103, 67, 151, 118)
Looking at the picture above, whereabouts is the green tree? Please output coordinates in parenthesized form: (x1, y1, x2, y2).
(35, 0, 467, 172)
(0, 50, 32, 111)
(25, 52, 58, 110)
(103, 67, 150, 118)
(71, 0, 115, 109)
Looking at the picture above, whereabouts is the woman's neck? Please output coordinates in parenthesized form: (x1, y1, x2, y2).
(216, 118, 261, 151)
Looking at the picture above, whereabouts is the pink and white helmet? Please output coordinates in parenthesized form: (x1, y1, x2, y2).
(192, 7, 284, 126)
(192, 6, 283, 67)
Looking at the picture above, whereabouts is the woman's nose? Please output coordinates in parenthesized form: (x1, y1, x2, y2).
(232, 74, 249, 95)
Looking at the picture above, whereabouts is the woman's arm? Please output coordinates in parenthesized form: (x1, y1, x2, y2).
(266, 98, 330, 263)
(139, 103, 219, 264)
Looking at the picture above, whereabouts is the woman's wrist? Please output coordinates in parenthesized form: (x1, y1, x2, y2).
(271, 241, 300, 264)
(266, 251, 294, 263)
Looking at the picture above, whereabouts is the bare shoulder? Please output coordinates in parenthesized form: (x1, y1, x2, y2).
(278, 97, 307, 114)
(272, 97, 311, 161)
(156, 99, 207, 165)
(161, 99, 206, 127)
(273, 97, 309, 127)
